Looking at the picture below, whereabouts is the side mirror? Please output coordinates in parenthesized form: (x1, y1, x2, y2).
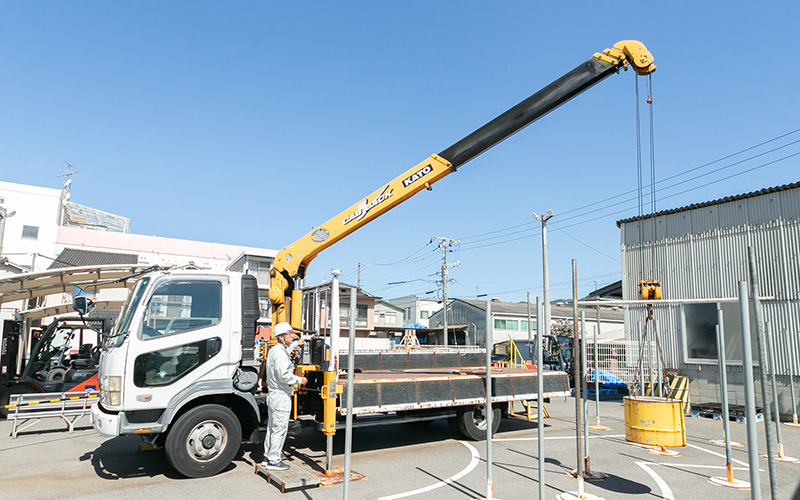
(72, 287, 95, 315)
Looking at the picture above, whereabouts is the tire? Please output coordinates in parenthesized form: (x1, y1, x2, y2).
(165, 404, 242, 478)
(0, 384, 40, 418)
(46, 367, 67, 382)
(452, 404, 501, 440)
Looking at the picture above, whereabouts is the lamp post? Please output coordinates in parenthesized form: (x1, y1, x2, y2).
(532, 210, 554, 338)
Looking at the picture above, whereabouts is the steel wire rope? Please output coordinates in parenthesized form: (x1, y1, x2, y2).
(456, 141, 800, 252)
(454, 130, 800, 246)
(551, 150, 800, 232)
(457, 147, 799, 254)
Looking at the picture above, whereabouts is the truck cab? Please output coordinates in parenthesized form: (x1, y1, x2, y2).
(92, 269, 262, 478)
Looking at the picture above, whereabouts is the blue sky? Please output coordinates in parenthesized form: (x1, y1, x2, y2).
(2, 2, 799, 303)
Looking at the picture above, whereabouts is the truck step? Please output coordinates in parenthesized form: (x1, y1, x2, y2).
(255, 463, 321, 493)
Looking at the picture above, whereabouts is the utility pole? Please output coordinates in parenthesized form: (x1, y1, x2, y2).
(532, 210, 554, 338)
(357, 262, 372, 289)
(432, 236, 459, 346)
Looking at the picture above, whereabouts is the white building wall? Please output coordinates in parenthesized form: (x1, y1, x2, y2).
(387, 294, 441, 327)
(0, 181, 63, 272)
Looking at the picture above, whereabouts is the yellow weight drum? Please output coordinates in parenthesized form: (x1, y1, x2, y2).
(624, 396, 686, 448)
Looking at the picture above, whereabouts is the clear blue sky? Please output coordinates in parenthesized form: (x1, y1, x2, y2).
(2, 2, 798, 303)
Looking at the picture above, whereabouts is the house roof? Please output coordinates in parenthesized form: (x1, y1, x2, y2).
(587, 280, 622, 299)
(48, 248, 138, 269)
(616, 181, 800, 227)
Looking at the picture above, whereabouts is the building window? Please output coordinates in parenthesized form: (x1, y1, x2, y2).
(682, 303, 758, 364)
(476, 319, 485, 329)
(22, 225, 39, 240)
(494, 319, 519, 330)
(386, 312, 396, 323)
(420, 311, 429, 319)
(374, 311, 382, 323)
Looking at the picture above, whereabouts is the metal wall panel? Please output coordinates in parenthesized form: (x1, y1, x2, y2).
(619, 185, 800, 375)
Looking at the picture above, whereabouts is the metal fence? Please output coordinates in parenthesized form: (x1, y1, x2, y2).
(585, 340, 660, 386)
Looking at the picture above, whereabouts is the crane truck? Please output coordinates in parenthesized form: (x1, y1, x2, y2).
(89, 40, 655, 478)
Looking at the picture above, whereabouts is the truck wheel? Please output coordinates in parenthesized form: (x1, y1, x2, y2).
(451, 404, 501, 440)
(165, 404, 242, 478)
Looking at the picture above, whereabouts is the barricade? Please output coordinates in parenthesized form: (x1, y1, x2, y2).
(5, 390, 99, 438)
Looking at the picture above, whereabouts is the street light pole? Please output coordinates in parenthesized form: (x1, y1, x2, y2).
(532, 210, 554, 338)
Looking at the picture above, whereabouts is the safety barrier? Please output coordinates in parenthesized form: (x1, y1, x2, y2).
(5, 390, 99, 438)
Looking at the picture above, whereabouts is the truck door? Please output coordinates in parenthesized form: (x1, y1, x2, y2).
(122, 276, 235, 411)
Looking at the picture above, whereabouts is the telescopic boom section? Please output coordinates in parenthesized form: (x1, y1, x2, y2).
(270, 40, 655, 326)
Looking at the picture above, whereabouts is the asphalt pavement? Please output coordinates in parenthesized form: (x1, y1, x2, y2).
(2, 397, 800, 499)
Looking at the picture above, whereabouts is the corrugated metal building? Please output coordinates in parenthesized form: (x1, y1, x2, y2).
(617, 182, 800, 412)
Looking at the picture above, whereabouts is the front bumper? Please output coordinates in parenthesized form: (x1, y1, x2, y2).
(91, 402, 121, 437)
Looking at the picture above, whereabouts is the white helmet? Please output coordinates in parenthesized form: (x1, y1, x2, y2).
(273, 322, 296, 338)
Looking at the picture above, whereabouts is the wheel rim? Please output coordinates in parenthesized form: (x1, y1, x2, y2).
(185, 420, 227, 462)
(471, 404, 488, 430)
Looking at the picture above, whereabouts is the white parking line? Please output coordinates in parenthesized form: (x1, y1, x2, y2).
(636, 462, 675, 500)
(685, 442, 751, 467)
(377, 441, 481, 500)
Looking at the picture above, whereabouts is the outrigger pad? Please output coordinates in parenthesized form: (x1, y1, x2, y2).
(255, 462, 322, 493)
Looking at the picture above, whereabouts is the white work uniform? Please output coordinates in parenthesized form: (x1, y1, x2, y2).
(263, 340, 303, 463)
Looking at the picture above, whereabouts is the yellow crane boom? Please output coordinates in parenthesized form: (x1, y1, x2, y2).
(270, 40, 655, 326)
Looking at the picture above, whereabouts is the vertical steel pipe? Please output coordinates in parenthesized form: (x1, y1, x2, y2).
(715, 307, 733, 473)
(536, 296, 545, 500)
(766, 322, 784, 446)
(485, 299, 493, 499)
(326, 270, 341, 473)
(748, 247, 778, 499)
(581, 311, 589, 459)
(571, 260, 584, 495)
(787, 329, 799, 425)
(593, 325, 601, 426)
(738, 281, 761, 499)
(342, 287, 357, 499)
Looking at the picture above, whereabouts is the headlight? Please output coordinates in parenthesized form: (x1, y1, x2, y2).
(109, 376, 121, 392)
(103, 376, 122, 406)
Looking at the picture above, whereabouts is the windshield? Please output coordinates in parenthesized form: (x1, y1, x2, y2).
(106, 277, 150, 349)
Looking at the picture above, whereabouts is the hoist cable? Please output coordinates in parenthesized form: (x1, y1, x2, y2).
(648, 73, 657, 279)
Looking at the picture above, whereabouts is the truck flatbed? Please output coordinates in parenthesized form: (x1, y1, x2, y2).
(332, 367, 570, 415)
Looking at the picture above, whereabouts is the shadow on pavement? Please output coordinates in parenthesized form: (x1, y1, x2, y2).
(82, 434, 247, 480)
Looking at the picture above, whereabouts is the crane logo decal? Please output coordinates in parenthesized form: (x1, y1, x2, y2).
(343, 185, 393, 225)
(402, 164, 433, 187)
